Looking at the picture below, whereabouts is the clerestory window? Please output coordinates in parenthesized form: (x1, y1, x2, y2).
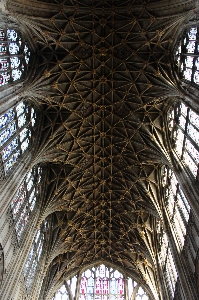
(53, 264, 150, 300)
(168, 102, 199, 177)
(162, 166, 190, 249)
(23, 222, 46, 294)
(175, 26, 199, 84)
(0, 27, 30, 86)
(11, 166, 42, 241)
(0, 101, 36, 178)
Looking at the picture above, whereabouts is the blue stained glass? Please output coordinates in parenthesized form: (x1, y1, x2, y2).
(184, 68, 192, 81)
(31, 108, 36, 127)
(29, 197, 36, 212)
(0, 43, 6, 55)
(16, 102, 25, 116)
(12, 192, 26, 217)
(12, 69, 22, 81)
(0, 58, 9, 71)
(21, 138, 29, 153)
(23, 226, 45, 292)
(27, 177, 33, 191)
(26, 171, 32, 182)
(0, 28, 29, 85)
(0, 121, 16, 146)
(187, 41, 196, 53)
(7, 29, 18, 41)
(4, 150, 20, 174)
(188, 27, 197, 40)
(185, 56, 194, 69)
(2, 137, 18, 161)
(24, 45, 28, 54)
(24, 44, 30, 64)
(18, 114, 26, 128)
(195, 58, 199, 71)
(0, 109, 14, 129)
(20, 128, 28, 142)
(25, 56, 30, 64)
(0, 29, 5, 41)
(8, 42, 19, 55)
(194, 70, 199, 84)
(10, 57, 20, 69)
(15, 207, 29, 239)
(0, 72, 10, 85)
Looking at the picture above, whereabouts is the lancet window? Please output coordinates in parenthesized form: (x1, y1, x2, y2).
(23, 222, 46, 294)
(175, 26, 199, 84)
(168, 102, 199, 177)
(162, 166, 190, 249)
(11, 166, 42, 241)
(0, 27, 30, 86)
(0, 101, 37, 178)
(53, 264, 150, 300)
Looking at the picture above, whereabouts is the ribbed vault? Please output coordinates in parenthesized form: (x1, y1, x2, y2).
(5, 0, 197, 299)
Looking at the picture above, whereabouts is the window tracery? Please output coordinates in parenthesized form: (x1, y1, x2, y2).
(160, 166, 193, 297)
(0, 28, 30, 86)
(175, 26, 199, 84)
(23, 222, 46, 294)
(162, 166, 190, 249)
(160, 232, 178, 299)
(168, 102, 199, 177)
(11, 166, 42, 241)
(53, 264, 150, 300)
(0, 102, 37, 178)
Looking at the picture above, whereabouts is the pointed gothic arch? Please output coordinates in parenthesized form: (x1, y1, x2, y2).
(52, 263, 151, 300)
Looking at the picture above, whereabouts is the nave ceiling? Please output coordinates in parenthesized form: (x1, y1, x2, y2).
(3, 0, 198, 298)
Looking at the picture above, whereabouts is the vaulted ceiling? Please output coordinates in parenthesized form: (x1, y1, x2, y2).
(6, 0, 197, 298)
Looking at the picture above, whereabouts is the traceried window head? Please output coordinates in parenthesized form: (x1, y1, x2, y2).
(168, 102, 199, 177)
(11, 166, 42, 241)
(0, 101, 37, 178)
(0, 28, 30, 86)
(23, 222, 46, 294)
(53, 264, 150, 300)
(175, 27, 199, 84)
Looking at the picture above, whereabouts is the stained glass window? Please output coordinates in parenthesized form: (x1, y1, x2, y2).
(0, 102, 37, 178)
(23, 222, 46, 294)
(175, 27, 199, 85)
(162, 166, 190, 249)
(160, 232, 178, 299)
(168, 102, 199, 177)
(0, 28, 30, 86)
(11, 166, 42, 241)
(53, 264, 150, 300)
